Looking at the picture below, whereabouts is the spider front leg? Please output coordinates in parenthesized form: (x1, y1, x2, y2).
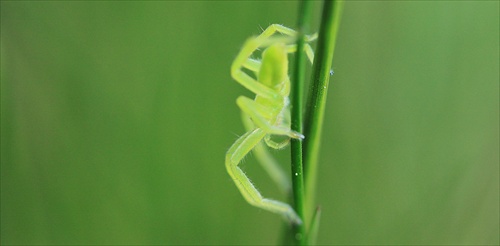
(231, 37, 278, 99)
(231, 24, 317, 100)
(225, 128, 302, 225)
(259, 24, 317, 64)
(286, 44, 315, 64)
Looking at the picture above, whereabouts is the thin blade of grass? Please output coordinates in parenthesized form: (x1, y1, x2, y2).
(290, 0, 314, 245)
(307, 207, 322, 245)
(303, 0, 344, 223)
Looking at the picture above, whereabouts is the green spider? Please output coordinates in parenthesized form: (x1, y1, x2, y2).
(225, 24, 316, 225)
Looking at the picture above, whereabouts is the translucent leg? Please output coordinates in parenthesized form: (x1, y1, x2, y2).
(264, 135, 290, 150)
(231, 37, 280, 99)
(231, 24, 316, 99)
(225, 128, 301, 224)
(286, 43, 315, 64)
(236, 96, 304, 139)
(241, 113, 291, 194)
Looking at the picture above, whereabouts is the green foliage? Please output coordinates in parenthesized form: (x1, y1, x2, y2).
(303, 0, 344, 227)
(290, 1, 343, 244)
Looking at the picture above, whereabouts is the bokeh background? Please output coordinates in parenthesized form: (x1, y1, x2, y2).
(1, 1, 498, 245)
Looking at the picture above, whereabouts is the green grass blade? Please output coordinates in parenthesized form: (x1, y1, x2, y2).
(307, 207, 322, 245)
(291, 0, 314, 245)
(303, 0, 344, 223)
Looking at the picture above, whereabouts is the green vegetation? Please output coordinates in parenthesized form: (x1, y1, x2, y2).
(291, 1, 343, 244)
(1, 1, 498, 245)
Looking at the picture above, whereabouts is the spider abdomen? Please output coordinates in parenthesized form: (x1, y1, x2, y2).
(258, 43, 288, 88)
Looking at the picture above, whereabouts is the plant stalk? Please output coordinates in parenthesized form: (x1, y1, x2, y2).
(303, 0, 344, 225)
(290, 0, 314, 245)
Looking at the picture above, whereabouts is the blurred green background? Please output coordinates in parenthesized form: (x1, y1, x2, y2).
(1, 1, 498, 245)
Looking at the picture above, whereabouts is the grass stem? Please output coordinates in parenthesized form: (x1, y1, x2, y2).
(290, 0, 314, 244)
(303, 0, 344, 226)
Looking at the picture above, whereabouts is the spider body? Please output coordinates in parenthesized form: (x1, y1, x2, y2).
(226, 24, 315, 225)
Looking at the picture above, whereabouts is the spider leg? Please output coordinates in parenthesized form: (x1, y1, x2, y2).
(236, 96, 304, 139)
(264, 135, 290, 150)
(225, 128, 301, 224)
(306, 32, 318, 42)
(259, 24, 317, 43)
(243, 58, 261, 72)
(286, 44, 315, 64)
(262, 100, 292, 149)
(304, 44, 315, 64)
(231, 38, 280, 99)
(260, 24, 317, 43)
(258, 24, 297, 40)
(231, 24, 316, 99)
(260, 24, 316, 63)
(231, 24, 301, 98)
(241, 113, 291, 194)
